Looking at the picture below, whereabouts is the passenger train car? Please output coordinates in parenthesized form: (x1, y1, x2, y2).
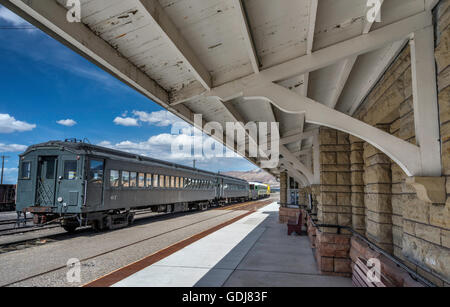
(0, 184, 16, 212)
(249, 182, 270, 200)
(15, 140, 249, 232)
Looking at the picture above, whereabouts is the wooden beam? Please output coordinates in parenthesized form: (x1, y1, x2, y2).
(171, 11, 432, 104)
(280, 160, 309, 186)
(347, 39, 407, 115)
(291, 148, 312, 157)
(280, 146, 314, 184)
(280, 129, 318, 145)
(139, 0, 212, 90)
(410, 26, 441, 176)
(234, 0, 259, 73)
(302, 0, 318, 96)
(328, 0, 383, 109)
(327, 57, 357, 109)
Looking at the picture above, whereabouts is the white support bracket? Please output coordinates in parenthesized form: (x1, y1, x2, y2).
(223, 83, 423, 177)
(410, 26, 442, 177)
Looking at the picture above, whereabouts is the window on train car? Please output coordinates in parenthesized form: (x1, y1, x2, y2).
(122, 171, 130, 188)
(63, 161, 77, 180)
(138, 173, 145, 187)
(175, 177, 179, 188)
(180, 177, 184, 189)
(46, 159, 56, 179)
(89, 159, 104, 182)
(130, 172, 137, 187)
(153, 174, 158, 188)
(110, 170, 120, 187)
(146, 173, 152, 187)
(20, 161, 31, 179)
(166, 176, 170, 188)
(170, 176, 175, 188)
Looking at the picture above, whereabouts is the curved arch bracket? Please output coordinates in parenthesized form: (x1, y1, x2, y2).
(214, 83, 423, 177)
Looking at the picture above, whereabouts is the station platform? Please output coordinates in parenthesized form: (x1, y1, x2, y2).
(92, 202, 353, 287)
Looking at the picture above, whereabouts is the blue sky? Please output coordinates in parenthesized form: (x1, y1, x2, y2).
(0, 5, 256, 184)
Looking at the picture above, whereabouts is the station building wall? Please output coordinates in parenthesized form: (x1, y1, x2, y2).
(298, 0, 450, 286)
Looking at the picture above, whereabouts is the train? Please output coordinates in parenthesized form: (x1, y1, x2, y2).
(0, 184, 16, 212)
(15, 140, 270, 232)
(249, 182, 270, 200)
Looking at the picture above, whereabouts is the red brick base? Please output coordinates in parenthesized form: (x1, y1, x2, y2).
(304, 214, 352, 277)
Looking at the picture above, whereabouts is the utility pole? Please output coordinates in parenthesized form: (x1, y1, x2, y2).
(1, 155, 9, 184)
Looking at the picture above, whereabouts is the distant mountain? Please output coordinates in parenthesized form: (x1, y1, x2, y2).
(222, 169, 279, 188)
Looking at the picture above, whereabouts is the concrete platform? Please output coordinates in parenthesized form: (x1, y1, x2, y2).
(113, 203, 353, 287)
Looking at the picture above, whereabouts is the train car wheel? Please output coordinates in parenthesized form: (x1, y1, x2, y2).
(127, 213, 135, 226)
(63, 224, 78, 233)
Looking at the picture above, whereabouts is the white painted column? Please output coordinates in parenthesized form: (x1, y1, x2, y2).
(410, 26, 442, 176)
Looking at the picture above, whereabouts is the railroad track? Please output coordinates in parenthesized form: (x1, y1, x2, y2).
(0, 198, 274, 287)
(0, 208, 160, 236)
(0, 218, 32, 226)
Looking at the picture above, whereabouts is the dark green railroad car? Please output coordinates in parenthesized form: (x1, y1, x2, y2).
(16, 140, 249, 232)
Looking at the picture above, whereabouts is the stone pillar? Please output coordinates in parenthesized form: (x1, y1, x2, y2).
(350, 136, 365, 234)
(318, 128, 352, 233)
(280, 171, 288, 205)
(363, 130, 394, 253)
(311, 128, 353, 277)
(310, 185, 320, 214)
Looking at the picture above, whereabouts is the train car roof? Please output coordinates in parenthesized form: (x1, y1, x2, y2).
(249, 182, 268, 187)
(21, 140, 248, 184)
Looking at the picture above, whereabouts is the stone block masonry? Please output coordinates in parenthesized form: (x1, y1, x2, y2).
(282, 0, 450, 286)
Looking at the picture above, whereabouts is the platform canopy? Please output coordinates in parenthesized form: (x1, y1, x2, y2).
(1, 0, 440, 186)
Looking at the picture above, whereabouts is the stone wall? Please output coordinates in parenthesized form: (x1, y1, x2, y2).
(297, 0, 450, 286)
(352, 0, 450, 284)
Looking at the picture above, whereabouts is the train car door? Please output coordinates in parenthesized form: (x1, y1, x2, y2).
(86, 158, 104, 208)
(36, 156, 58, 206)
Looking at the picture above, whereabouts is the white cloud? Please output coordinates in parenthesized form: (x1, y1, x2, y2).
(113, 110, 182, 128)
(113, 117, 139, 127)
(0, 143, 27, 152)
(57, 119, 77, 127)
(0, 6, 28, 26)
(97, 125, 245, 169)
(132, 110, 181, 127)
(0, 114, 36, 133)
(98, 133, 253, 173)
(0, 6, 36, 33)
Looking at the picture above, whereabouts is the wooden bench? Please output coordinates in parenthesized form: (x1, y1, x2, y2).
(287, 212, 303, 236)
(352, 257, 395, 287)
